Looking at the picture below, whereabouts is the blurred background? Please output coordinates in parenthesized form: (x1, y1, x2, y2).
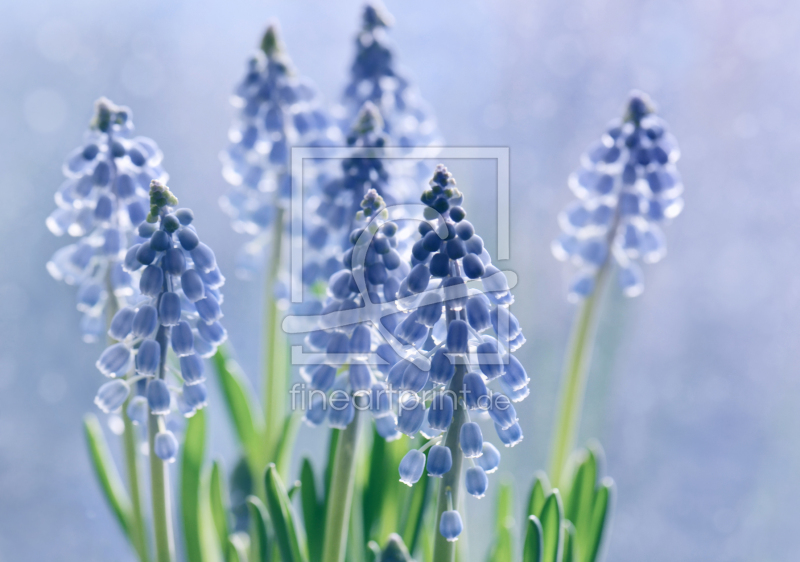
(1, 0, 798, 560)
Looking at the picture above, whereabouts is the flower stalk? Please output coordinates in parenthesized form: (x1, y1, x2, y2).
(549, 263, 609, 488)
(431, 363, 467, 562)
(263, 206, 288, 465)
(107, 270, 149, 562)
(149, 324, 175, 562)
(322, 409, 362, 562)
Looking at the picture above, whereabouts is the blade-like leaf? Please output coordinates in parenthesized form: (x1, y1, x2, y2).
(264, 464, 309, 562)
(487, 478, 515, 562)
(399, 450, 430, 554)
(210, 460, 231, 555)
(181, 409, 208, 562)
(212, 347, 263, 463)
(562, 521, 577, 562)
(227, 533, 250, 562)
(324, 428, 341, 508)
(523, 515, 543, 562)
(573, 450, 597, 559)
(363, 427, 388, 542)
(247, 496, 270, 562)
(83, 414, 132, 538)
(540, 490, 563, 562)
(300, 458, 323, 562)
(585, 479, 613, 562)
(274, 412, 302, 478)
(563, 449, 587, 523)
(380, 533, 413, 562)
(527, 471, 552, 519)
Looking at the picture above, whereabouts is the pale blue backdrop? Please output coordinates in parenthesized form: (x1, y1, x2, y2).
(1, 0, 798, 560)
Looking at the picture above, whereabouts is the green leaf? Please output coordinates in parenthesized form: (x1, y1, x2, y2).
(379, 533, 413, 562)
(571, 449, 597, 561)
(523, 515, 543, 562)
(400, 464, 429, 554)
(264, 464, 309, 562)
(562, 521, 577, 562)
(212, 346, 263, 463)
(247, 496, 270, 562)
(274, 412, 302, 478)
(181, 409, 208, 562)
(363, 427, 388, 542)
(584, 478, 613, 562)
(300, 459, 324, 562)
(527, 471, 552, 519)
(227, 533, 250, 562)
(324, 428, 341, 508)
(287, 480, 302, 501)
(210, 459, 231, 555)
(487, 479, 515, 562)
(540, 490, 564, 562)
(83, 414, 132, 539)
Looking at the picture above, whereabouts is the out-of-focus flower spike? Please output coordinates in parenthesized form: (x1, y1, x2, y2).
(554, 90, 683, 299)
(47, 98, 168, 341)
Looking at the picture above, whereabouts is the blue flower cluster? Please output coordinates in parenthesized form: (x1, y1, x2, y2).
(219, 24, 341, 278)
(552, 91, 684, 301)
(302, 189, 411, 435)
(94, 181, 225, 461)
(393, 165, 528, 540)
(303, 102, 407, 286)
(340, 1, 438, 149)
(301, 165, 528, 542)
(46, 98, 168, 342)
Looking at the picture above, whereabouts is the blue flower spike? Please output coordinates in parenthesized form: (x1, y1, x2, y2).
(341, 1, 439, 150)
(220, 23, 341, 278)
(298, 163, 528, 544)
(93, 180, 225, 459)
(553, 90, 683, 301)
(301, 189, 409, 436)
(47, 98, 168, 342)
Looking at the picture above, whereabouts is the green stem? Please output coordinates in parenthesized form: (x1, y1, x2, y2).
(123, 401, 150, 562)
(263, 206, 287, 464)
(548, 264, 609, 488)
(148, 412, 175, 562)
(321, 410, 362, 562)
(107, 277, 150, 562)
(431, 364, 467, 562)
(149, 324, 175, 562)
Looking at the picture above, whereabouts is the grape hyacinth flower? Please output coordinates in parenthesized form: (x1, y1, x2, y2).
(391, 165, 529, 544)
(339, 1, 438, 149)
(95, 180, 225, 461)
(304, 102, 411, 286)
(220, 23, 341, 278)
(300, 188, 410, 435)
(552, 90, 683, 301)
(46, 98, 168, 342)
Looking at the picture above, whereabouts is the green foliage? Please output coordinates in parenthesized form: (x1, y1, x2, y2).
(211, 347, 263, 469)
(560, 443, 614, 562)
(527, 471, 552, 520)
(398, 462, 430, 555)
(246, 496, 271, 562)
(181, 410, 214, 562)
(540, 489, 564, 562)
(561, 521, 577, 562)
(377, 534, 413, 562)
(300, 458, 324, 561)
(523, 516, 543, 562)
(487, 478, 515, 562)
(210, 460, 234, 562)
(83, 414, 132, 540)
(264, 464, 309, 562)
